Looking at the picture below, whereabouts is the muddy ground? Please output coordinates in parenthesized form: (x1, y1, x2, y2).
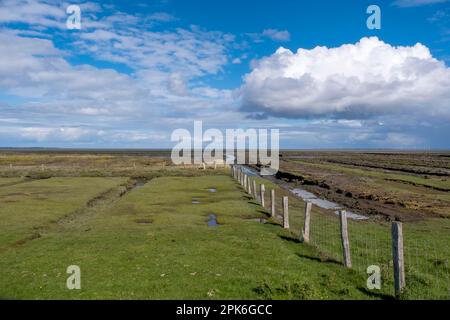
(265, 151, 450, 222)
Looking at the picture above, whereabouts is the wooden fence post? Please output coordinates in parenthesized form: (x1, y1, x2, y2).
(392, 222, 405, 298)
(339, 210, 352, 268)
(260, 184, 265, 208)
(253, 180, 257, 199)
(271, 189, 275, 218)
(243, 174, 247, 190)
(283, 196, 289, 229)
(302, 202, 312, 243)
(247, 176, 252, 194)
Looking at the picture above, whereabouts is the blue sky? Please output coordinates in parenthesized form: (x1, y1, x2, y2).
(0, 0, 449, 149)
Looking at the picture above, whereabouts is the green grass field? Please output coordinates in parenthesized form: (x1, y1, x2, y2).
(0, 173, 376, 299)
(0, 177, 127, 251)
(0, 168, 448, 299)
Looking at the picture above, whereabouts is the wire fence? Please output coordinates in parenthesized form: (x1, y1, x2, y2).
(402, 229, 450, 300)
(232, 165, 450, 300)
(310, 211, 395, 297)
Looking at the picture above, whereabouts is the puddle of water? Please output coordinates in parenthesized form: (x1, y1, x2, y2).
(291, 189, 340, 209)
(333, 210, 368, 221)
(240, 166, 259, 177)
(192, 198, 201, 204)
(290, 189, 316, 200)
(134, 181, 147, 189)
(207, 214, 218, 227)
(208, 188, 217, 193)
(290, 188, 368, 220)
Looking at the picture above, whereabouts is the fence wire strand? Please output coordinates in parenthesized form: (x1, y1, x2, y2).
(231, 166, 449, 300)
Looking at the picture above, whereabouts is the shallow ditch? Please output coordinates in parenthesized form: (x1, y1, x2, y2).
(290, 188, 368, 220)
(240, 165, 369, 221)
(134, 218, 153, 224)
(10, 178, 150, 250)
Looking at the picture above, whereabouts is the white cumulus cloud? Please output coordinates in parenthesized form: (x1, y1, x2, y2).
(240, 37, 450, 120)
(262, 29, 291, 42)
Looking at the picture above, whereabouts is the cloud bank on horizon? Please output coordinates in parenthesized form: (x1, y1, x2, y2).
(0, 0, 449, 149)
